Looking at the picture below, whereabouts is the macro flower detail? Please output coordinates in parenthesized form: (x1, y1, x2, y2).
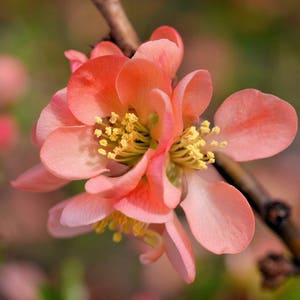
(12, 26, 298, 284)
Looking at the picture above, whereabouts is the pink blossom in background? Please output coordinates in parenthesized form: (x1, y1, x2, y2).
(0, 262, 46, 300)
(12, 26, 298, 283)
(0, 55, 27, 107)
(0, 115, 18, 151)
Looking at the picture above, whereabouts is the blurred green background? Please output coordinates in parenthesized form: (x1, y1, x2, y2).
(0, 0, 300, 299)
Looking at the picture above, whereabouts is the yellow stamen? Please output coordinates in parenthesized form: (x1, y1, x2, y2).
(220, 141, 228, 148)
(94, 212, 161, 248)
(210, 140, 219, 147)
(97, 148, 107, 156)
(109, 112, 119, 124)
(95, 116, 103, 124)
(169, 120, 228, 170)
(94, 112, 154, 165)
(94, 129, 102, 138)
(211, 126, 220, 134)
(99, 139, 108, 146)
(112, 232, 122, 243)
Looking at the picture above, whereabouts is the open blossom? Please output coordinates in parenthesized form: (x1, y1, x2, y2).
(12, 26, 298, 283)
(0, 55, 28, 107)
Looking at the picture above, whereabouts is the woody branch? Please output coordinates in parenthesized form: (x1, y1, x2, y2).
(90, 0, 300, 288)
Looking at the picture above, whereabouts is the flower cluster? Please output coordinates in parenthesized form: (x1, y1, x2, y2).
(12, 26, 298, 283)
(0, 55, 27, 152)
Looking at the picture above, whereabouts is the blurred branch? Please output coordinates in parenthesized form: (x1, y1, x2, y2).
(214, 152, 300, 287)
(258, 253, 300, 288)
(91, 0, 140, 56)
(90, 0, 300, 289)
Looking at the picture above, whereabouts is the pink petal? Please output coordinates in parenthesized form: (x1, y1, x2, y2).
(60, 193, 115, 227)
(11, 163, 69, 192)
(64, 50, 88, 73)
(181, 171, 255, 254)
(133, 39, 180, 79)
(172, 70, 212, 135)
(214, 89, 298, 161)
(90, 41, 124, 59)
(163, 214, 195, 283)
(40, 126, 107, 180)
(147, 89, 175, 149)
(114, 179, 172, 223)
(116, 58, 172, 124)
(34, 88, 81, 146)
(48, 200, 93, 238)
(85, 148, 154, 197)
(105, 160, 130, 176)
(68, 55, 128, 125)
(150, 26, 183, 50)
(139, 242, 165, 264)
(147, 153, 181, 209)
(150, 26, 184, 76)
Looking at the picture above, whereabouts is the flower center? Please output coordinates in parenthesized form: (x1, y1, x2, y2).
(94, 112, 152, 165)
(169, 120, 228, 170)
(93, 211, 161, 247)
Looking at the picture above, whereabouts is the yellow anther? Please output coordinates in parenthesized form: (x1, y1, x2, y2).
(208, 158, 215, 164)
(94, 129, 102, 138)
(126, 113, 138, 123)
(196, 139, 206, 147)
(95, 116, 103, 124)
(200, 126, 211, 135)
(187, 126, 199, 140)
(105, 127, 112, 136)
(211, 126, 220, 134)
(206, 151, 215, 159)
(108, 220, 117, 231)
(107, 152, 116, 159)
(109, 112, 119, 124)
(133, 222, 144, 236)
(220, 141, 228, 148)
(210, 140, 219, 147)
(201, 120, 210, 127)
(198, 161, 208, 170)
(97, 148, 107, 156)
(113, 128, 123, 135)
(99, 139, 108, 146)
(120, 139, 128, 148)
(113, 232, 122, 243)
(125, 123, 134, 132)
(94, 219, 108, 233)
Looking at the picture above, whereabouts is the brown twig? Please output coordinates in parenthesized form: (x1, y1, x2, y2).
(91, 0, 140, 56)
(258, 252, 300, 288)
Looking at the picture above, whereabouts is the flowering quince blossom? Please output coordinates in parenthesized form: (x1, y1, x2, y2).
(0, 115, 18, 151)
(12, 26, 298, 283)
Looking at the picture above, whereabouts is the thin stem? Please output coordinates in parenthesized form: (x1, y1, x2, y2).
(91, 0, 140, 56)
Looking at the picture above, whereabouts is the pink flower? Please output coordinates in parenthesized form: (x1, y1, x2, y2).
(12, 26, 298, 283)
(13, 26, 181, 195)
(0, 115, 18, 151)
(0, 55, 27, 106)
(0, 262, 46, 300)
